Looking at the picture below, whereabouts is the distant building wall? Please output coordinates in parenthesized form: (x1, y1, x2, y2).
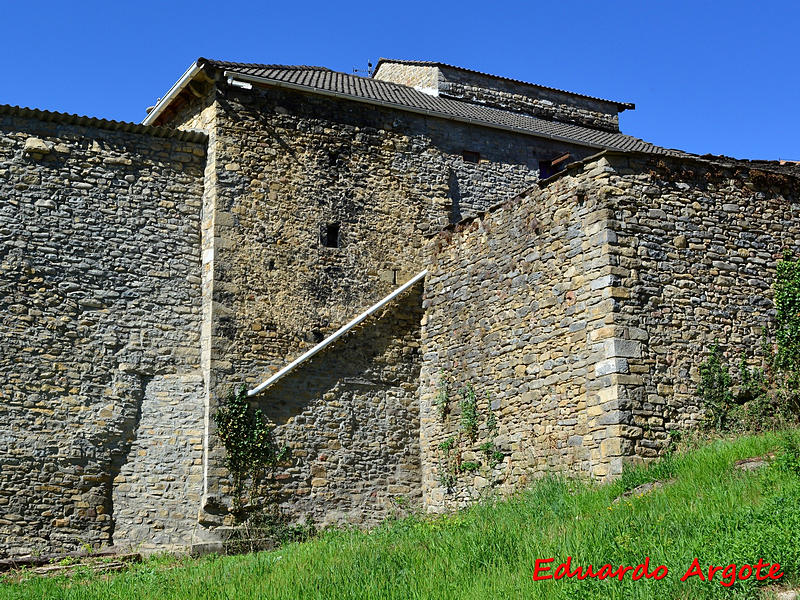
(372, 62, 440, 95)
(436, 66, 622, 133)
(373, 61, 622, 132)
(0, 108, 206, 556)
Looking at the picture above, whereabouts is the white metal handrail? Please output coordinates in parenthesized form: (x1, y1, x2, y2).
(247, 269, 427, 396)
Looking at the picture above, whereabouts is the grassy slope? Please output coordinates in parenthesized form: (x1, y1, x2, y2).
(2, 431, 799, 600)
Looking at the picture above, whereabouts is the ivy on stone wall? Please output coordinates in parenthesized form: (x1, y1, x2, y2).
(775, 251, 800, 375)
(697, 251, 800, 430)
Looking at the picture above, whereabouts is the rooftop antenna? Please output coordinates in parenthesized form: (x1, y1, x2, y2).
(353, 61, 373, 76)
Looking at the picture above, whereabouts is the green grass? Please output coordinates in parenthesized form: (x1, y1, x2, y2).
(2, 430, 799, 599)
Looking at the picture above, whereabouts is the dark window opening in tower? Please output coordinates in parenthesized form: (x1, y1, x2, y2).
(322, 223, 340, 248)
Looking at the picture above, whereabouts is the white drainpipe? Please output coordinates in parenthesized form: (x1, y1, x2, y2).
(248, 270, 427, 396)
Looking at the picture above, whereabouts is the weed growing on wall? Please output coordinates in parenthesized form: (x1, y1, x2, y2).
(434, 371, 449, 422)
(437, 437, 458, 489)
(459, 384, 479, 441)
(486, 397, 497, 433)
(433, 376, 506, 492)
(479, 441, 505, 468)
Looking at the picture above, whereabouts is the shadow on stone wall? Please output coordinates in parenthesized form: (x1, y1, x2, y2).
(244, 286, 424, 525)
(106, 371, 148, 545)
(259, 288, 422, 424)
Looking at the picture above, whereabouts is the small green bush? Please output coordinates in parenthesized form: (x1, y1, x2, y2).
(772, 431, 800, 476)
(697, 343, 733, 430)
(214, 384, 290, 511)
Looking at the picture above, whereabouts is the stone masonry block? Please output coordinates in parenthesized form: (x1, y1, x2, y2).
(595, 358, 629, 376)
(603, 338, 642, 359)
(590, 274, 618, 290)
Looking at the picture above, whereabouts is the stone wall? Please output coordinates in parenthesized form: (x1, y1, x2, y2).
(204, 82, 548, 378)
(0, 107, 207, 556)
(419, 151, 800, 514)
(248, 286, 424, 527)
(164, 79, 600, 528)
(420, 166, 629, 512)
(186, 79, 601, 383)
(595, 152, 800, 458)
(2, 73, 799, 555)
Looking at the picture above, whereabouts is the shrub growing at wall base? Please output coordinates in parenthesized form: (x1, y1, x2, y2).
(213, 385, 290, 513)
(213, 385, 300, 552)
(697, 344, 733, 430)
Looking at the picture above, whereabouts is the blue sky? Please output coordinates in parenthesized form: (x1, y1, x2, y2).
(1, 0, 797, 160)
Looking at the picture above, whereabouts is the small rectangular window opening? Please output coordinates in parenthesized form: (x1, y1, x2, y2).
(540, 153, 571, 179)
(462, 150, 480, 163)
(322, 223, 340, 248)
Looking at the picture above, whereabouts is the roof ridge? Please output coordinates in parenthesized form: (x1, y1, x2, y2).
(209, 59, 437, 97)
(373, 58, 634, 109)
(198, 57, 330, 71)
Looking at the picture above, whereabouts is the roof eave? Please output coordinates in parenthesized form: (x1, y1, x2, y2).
(142, 60, 203, 126)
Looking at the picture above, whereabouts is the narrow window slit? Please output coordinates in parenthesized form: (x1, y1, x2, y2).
(322, 223, 340, 248)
